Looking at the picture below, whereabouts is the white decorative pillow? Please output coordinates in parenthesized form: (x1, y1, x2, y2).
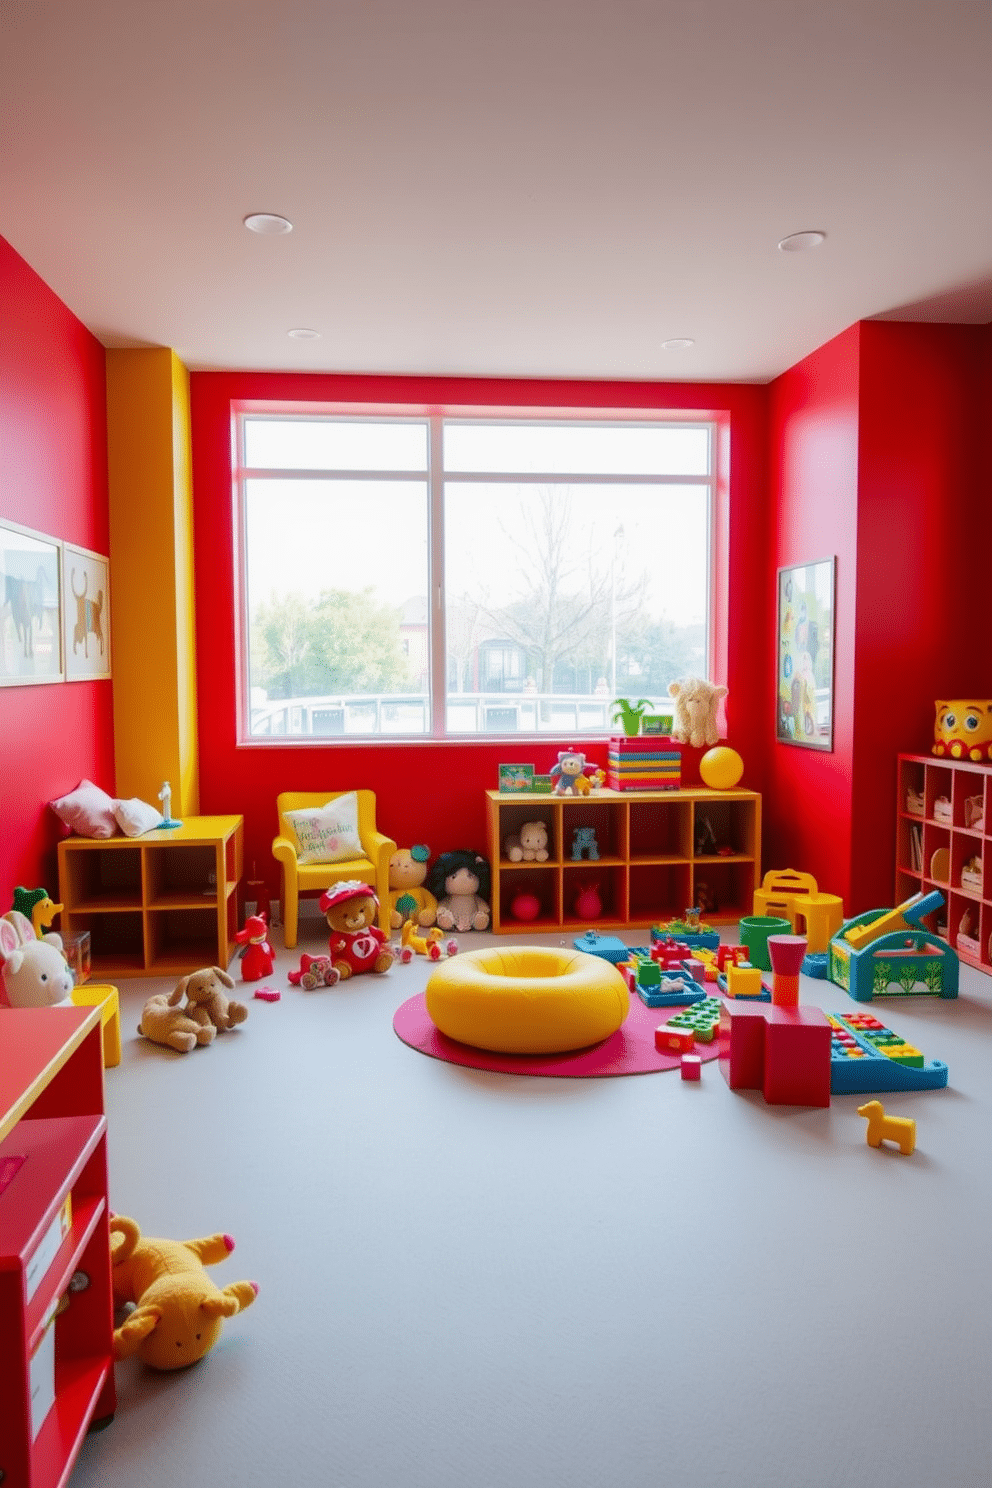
(114, 797, 165, 837)
(49, 779, 119, 838)
(285, 793, 363, 865)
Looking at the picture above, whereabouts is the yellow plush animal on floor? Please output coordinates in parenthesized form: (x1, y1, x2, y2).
(110, 1215, 258, 1369)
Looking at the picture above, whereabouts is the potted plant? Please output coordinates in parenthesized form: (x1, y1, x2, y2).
(611, 697, 652, 737)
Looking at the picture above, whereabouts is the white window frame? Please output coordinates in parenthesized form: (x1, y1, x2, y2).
(234, 405, 717, 744)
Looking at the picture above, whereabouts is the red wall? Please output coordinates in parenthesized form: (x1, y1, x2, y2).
(766, 325, 861, 907)
(0, 236, 115, 905)
(851, 321, 988, 910)
(767, 320, 989, 914)
(190, 372, 769, 899)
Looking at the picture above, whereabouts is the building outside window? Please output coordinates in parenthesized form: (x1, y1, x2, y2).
(237, 411, 715, 740)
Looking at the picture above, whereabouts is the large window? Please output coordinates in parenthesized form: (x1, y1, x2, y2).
(237, 411, 715, 740)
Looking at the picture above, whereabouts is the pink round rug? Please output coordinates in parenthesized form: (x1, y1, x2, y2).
(392, 990, 721, 1078)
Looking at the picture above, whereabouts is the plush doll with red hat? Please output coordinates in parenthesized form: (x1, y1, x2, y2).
(320, 881, 394, 980)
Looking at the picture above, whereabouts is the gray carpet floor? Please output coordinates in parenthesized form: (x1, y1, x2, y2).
(70, 924, 992, 1488)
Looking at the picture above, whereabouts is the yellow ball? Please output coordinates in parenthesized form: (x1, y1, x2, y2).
(699, 746, 744, 790)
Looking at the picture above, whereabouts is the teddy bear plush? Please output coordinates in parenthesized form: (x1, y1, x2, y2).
(426, 851, 491, 932)
(321, 881, 394, 979)
(668, 677, 728, 749)
(549, 749, 599, 796)
(110, 1214, 258, 1370)
(387, 846, 439, 929)
(174, 965, 249, 1032)
(503, 820, 550, 862)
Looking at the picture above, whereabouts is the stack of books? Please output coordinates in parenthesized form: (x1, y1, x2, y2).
(607, 736, 681, 790)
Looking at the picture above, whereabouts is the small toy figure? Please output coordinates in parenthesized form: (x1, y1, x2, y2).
(857, 1100, 916, 1155)
(426, 851, 491, 932)
(157, 780, 182, 829)
(235, 911, 275, 981)
(549, 748, 599, 796)
(321, 881, 394, 978)
(288, 953, 339, 989)
(571, 826, 599, 861)
(388, 845, 439, 929)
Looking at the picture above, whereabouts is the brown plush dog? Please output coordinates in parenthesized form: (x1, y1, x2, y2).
(173, 965, 248, 1031)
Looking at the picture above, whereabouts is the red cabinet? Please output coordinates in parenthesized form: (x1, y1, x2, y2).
(0, 1007, 115, 1487)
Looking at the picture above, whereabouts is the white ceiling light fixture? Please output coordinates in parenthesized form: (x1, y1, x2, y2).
(243, 212, 293, 235)
(661, 337, 695, 351)
(287, 327, 321, 340)
(778, 230, 826, 253)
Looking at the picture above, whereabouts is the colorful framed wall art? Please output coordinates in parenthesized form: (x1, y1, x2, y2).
(776, 557, 835, 750)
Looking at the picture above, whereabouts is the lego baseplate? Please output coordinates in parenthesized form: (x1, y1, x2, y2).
(827, 1011, 949, 1093)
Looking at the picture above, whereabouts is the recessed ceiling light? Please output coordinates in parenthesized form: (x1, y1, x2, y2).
(661, 338, 695, 351)
(287, 327, 321, 340)
(243, 212, 293, 235)
(778, 230, 826, 253)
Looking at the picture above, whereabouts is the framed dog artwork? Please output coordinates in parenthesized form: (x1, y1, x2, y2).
(0, 519, 63, 686)
(61, 542, 111, 681)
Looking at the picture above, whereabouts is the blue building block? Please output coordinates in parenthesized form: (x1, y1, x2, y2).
(635, 980, 709, 1008)
(828, 1011, 949, 1093)
(573, 931, 630, 964)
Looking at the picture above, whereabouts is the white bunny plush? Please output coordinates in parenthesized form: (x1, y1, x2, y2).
(0, 910, 74, 1008)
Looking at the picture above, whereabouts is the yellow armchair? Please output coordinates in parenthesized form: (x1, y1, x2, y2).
(272, 790, 396, 949)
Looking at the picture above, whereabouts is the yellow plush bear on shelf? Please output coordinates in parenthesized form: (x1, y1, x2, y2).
(110, 1215, 258, 1370)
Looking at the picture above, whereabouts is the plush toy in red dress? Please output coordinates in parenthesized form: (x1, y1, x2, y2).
(234, 911, 275, 982)
(320, 881, 394, 980)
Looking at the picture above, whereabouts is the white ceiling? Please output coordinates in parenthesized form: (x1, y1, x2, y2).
(2, 0, 991, 385)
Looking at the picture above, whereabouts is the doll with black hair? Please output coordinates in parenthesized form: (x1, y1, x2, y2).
(426, 850, 491, 932)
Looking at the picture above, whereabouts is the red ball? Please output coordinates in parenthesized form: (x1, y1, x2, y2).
(510, 892, 541, 922)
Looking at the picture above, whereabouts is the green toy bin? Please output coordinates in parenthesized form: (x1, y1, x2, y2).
(739, 915, 792, 972)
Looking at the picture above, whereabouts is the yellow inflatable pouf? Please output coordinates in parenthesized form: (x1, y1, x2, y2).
(425, 946, 629, 1054)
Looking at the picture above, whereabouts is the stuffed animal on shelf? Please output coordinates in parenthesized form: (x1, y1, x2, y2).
(174, 966, 249, 1032)
(426, 851, 491, 932)
(321, 881, 394, 979)
(0, 910, 74, 1009)
(110, 1214, 258, 1370)
(549, 748, 599, 796)
(668, 676, 728, 749)
(503, 820, 549, 862)
(387, 846, 439, 929)
(137, 992, 217, 1053)
(235, 911, 275, 981)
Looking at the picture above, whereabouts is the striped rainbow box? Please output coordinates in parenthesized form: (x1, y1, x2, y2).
(607, 736, 681, 790)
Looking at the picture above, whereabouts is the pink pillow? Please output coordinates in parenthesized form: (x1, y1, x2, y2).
(49, 779, 119, 838)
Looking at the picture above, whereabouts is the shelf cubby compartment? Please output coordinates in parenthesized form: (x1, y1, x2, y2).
(496, 868, 560, 931)
(61, 910, 146, 978)
(496, 804, 558, 864)
(627, 800, 691, 861)
(628, 863, 692, 925)
(146, 907, 224, 975)
(57, 844, 142, 911)
(689, 858, 755, 924)
(562, 864, 625, 926)
(145, 842, 219, 907)
(561, 801, 624, 863)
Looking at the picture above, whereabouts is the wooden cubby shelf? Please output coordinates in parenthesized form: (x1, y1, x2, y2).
(58, 815, 244, 978)
(486, 787, 761, 933)
(897, 754, 992, 974)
